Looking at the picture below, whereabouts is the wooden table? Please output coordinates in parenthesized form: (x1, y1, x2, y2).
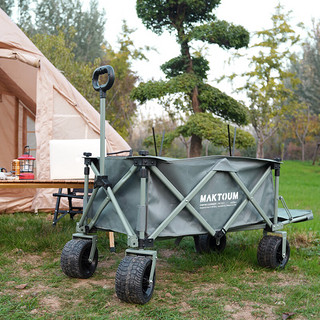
(0, 179, 94, 189)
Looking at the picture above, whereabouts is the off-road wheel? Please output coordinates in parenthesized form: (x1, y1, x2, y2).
(257, 235, 290, 269)
(115, 255, 155, 304)
(61, 239, 98, 278)
(194, 233, 227, 254)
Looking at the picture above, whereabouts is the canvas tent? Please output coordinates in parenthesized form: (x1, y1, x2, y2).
(0, 9, 130, 213)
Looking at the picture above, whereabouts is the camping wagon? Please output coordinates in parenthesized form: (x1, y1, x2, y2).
(60, 66, 313, 304)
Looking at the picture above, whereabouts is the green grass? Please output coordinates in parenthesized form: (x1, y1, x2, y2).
(0, 161, 319, 319)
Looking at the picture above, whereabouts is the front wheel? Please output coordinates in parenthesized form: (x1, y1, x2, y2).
(257, 236, 290, 269)
(61, 239, 98, 278)
(115, 255, 155, 304)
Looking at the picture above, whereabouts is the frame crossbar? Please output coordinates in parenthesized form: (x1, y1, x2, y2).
(149, 166, 217, 239)
(221, 167, 272, 232)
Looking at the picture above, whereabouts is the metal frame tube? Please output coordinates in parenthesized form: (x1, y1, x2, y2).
(90, 161, 100, 177)
(99, 97, 106, 176)
(149, 167, 217, 239)
(106, 186, 138, 247)
(77, 187, 99, 227)
(87, 165, 137, 230)
(77, 165, 137, 234)
(229, 171, 274, 228)
(138, 166, 147, 241)
(274, 175, 280, 224)
(222, 167, 272, 232)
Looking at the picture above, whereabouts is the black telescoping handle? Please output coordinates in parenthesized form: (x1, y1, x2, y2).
(92, 65, 115, 93)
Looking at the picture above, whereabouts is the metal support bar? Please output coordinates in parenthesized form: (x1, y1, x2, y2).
(281, 215, 309, 225)
(279, 196, 293, 221)
(229, 171, 274, 229)
(138, 166, 147, 243)
(274, 231, 287, 258)
(274, 175, 280, 224)
(83, 174, 89, 209)
(126, 249, 157, 284)
(222, 167, 272, 232)
(106, 186, 138, 247)
(88, 165, 137, 229)
(90, 161, 100, 177)
(78, 165, 137, 234)
(149, 167, 217, 239)
(77, 187, 99, 228)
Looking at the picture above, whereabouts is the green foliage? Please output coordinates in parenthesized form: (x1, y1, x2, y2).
(232, 4, 302, 158)
(143, 131, 179, 153)
(31, 32, 99, 103)
(199, 84, 249, 125)
(161, 55, 210, 79)
(136, 0, 220, 35)
(290, 22, 320, 115)
(135, 0, 251, 156)
(35, 0, 105, 62)
(131, 72, 200, 105)
(191, 20, 249, 49)
(0, 0, 14, 16)
(176, 113, 255, 149)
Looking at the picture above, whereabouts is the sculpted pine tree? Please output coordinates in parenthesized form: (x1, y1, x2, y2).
(132, 0, 250, 157)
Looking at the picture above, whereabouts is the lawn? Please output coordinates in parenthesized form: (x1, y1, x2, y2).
(0, 161, 319, 319)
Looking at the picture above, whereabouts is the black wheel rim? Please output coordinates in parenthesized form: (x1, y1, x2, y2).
(81, 245, 96, 275)
(276, 241, 288, 267)
(142, 262, 153, 297)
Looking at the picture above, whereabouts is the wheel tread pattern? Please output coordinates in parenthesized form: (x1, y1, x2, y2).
(115, 256, 155, 304)
(61, 239, 98, 279)
(257, 236, 290, 269)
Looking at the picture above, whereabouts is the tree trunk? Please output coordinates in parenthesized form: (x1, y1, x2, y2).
(178, 30, 203, 157)
(280, 142, 285, 161)
(301, 141, 305, 161)
(205, 140, 209, 156)
(256, 139, 264, 159)
(189, 134, 202, 158)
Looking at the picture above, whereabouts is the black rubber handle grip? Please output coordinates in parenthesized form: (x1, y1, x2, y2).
(92, 65, 115, 92)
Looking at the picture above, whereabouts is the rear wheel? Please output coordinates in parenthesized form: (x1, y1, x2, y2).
(61, 239, 98, 278)
(115, 255, 155, 304)
(194, 233, 226, 254)
(257, 236, 290, 269)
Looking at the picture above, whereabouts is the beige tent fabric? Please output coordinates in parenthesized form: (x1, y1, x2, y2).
(0, 9, 130, 213)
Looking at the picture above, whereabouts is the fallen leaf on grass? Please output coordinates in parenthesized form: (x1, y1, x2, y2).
(282, 312, 295, 320)
(15, 284, 27, 289)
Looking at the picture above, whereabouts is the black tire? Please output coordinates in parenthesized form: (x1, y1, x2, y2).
(257, 236, 290, 269)
(115, 255, 155, 304)
(61, 239, 98, 278)
(194, 234, 227, 254)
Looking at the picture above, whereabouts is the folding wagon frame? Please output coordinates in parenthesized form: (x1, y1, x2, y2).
(60, 66, 313, 305)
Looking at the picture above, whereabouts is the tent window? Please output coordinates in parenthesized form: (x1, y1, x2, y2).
(26, 115, 36, 156)
(19, 101, 36, 157)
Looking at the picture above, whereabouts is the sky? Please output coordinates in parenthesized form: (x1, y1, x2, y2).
(85, 0, 320, 119)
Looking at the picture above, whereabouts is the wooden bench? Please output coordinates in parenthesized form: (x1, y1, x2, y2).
(52, 188, 92, 226)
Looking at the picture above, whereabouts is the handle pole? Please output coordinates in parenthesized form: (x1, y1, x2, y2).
(100, 96, 106, 175)
(92, 66, 115, 176)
